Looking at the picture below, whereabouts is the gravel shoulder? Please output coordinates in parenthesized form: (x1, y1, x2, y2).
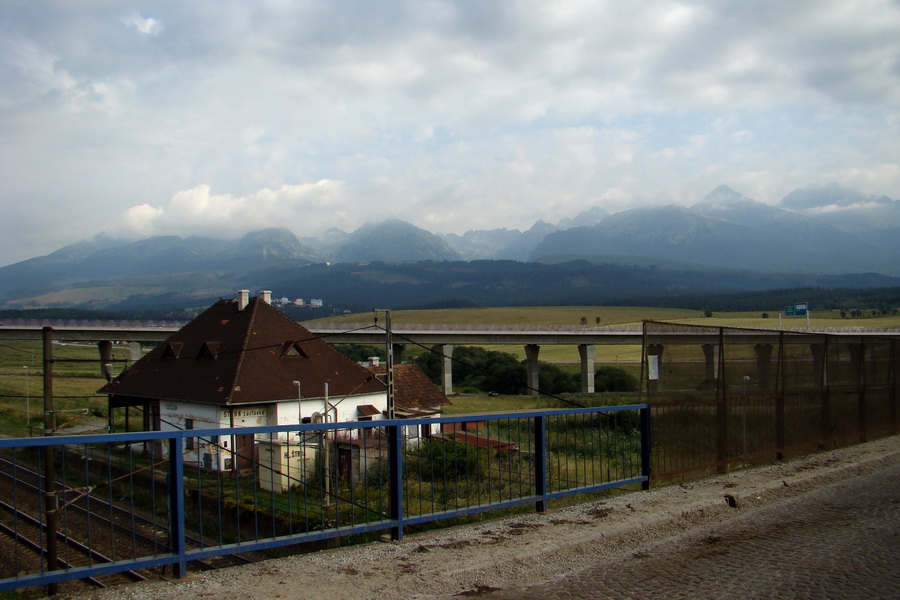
(61, 435, 900, 600)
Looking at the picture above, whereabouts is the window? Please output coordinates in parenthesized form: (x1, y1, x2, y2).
(197, 341, 219, 360)
(185, 418, 195, 450)
(162, 342, 183, 359)
(280, 341, 308, 358)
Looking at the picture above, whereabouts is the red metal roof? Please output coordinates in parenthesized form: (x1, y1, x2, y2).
(364, 363, 449, 411)
(100, 298, 384, 405)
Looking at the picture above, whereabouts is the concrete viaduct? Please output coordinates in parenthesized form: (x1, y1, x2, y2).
(2, 320, 896, 397)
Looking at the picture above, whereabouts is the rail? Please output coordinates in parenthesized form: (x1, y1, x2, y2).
(0, 405, 649, 593)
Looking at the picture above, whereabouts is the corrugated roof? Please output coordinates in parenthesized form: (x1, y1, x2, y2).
(365, 363, 449, 410)
(100, 298, 384, 405)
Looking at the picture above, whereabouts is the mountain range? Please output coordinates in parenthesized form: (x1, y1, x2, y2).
(1, 183, 898, 311)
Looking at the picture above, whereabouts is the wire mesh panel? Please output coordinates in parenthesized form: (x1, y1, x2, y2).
(649, 399, 718, 482)
(780, 390, 823, 457)
(643, 321, 899, 481)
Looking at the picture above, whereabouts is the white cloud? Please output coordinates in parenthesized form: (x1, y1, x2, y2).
(119, 181, 353, 239)
(122, 14, 163, 36)
(1, 0, 900, 265)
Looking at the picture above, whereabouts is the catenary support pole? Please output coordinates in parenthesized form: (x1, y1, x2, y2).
(42, 327, 59, 595)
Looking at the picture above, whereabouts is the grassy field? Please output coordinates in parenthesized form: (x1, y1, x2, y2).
(0, 340, 130, 437)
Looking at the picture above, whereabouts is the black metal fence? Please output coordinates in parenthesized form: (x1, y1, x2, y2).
(643, 322, 899, 481)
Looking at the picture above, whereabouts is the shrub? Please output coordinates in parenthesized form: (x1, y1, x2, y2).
(406, 438, 482, 481)
(594, 366, 639, 392)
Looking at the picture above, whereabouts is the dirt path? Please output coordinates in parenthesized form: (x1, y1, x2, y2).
(60, 435, 900, 600)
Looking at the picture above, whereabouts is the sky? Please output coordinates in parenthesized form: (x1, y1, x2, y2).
(2, 1, 899, 267)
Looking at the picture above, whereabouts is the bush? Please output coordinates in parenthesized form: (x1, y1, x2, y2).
(406, 438, 482, 481)
(538, 363, 580, 395)
(594, 366, 639, 392)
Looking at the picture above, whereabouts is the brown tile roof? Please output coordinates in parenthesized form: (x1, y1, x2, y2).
(364, 363, 449, 411)
(100, 298, 384, 405)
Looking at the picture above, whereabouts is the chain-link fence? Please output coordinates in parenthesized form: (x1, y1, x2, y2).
(642, 321, 899, 482)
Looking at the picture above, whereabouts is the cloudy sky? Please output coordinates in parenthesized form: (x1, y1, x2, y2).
(2, 1, 899, 266)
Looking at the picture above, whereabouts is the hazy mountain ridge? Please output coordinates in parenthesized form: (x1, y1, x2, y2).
(1, 184, 898, 309)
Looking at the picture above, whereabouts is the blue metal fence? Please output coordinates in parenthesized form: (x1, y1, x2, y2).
(0, 404, 649, 592)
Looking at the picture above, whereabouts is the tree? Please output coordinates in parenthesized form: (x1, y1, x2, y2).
(761, 313, 769, 319)
(538, 363, 580, 395)
(580, 316, 588, 326)
(333, 344, 385, 363)
(594, 367, 639, 392)
(595, 316, 601, 325)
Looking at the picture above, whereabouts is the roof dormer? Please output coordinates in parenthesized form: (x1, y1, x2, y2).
(281, 341, 308, 358)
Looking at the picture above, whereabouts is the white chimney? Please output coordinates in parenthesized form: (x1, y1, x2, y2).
(237, 289, 250, 310)
(260, 290, 272, 304)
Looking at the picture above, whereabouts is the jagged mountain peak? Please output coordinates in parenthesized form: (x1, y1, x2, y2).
(335, 219, 461, 263)
(234, 227, 317, 260)
(698, 185, 753, 208)
(556, 206, 609, 229)
(779, 183, 893, 211)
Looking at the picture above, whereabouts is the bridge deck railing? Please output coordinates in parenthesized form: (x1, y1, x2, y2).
(0, 405, 649, 593)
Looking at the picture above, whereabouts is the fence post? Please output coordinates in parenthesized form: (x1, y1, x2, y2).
(168, 436, 186, 578)
(891, 339, 899, 435)
(815, 341, 831, 450)
(534, 415, 547, 512)
(715, 329, 728, 474)
(775, 393, 786, 461)
(41, 327, 59, 596)
(858, 339, 868, 443)
(388, 423, 404, 541)
(640, 406, 651, 490)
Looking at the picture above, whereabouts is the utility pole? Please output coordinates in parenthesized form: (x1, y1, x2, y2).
(42, 327, 59, 595)
(374, 309, 395, 419)
(22, 366, 30, 436)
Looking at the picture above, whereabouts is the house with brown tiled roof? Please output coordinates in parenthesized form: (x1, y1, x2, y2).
(100, 291, 389, 471)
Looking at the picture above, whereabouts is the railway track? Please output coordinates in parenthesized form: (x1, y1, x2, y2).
(0, 498, 147, 588)
(0, 454, 258, 591)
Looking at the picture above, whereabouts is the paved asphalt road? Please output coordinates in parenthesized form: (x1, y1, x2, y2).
(484, 458, 900, 599)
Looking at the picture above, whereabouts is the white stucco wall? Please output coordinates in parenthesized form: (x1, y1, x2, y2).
(157, 392, 388, 471)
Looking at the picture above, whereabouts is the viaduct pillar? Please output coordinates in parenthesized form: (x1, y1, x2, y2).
(579, 344, 595, 394)
(525, 344, 540, 396)
(755, 344, 774, 391)
(702, 343, 718, 382)
(440, 344, 454, 396)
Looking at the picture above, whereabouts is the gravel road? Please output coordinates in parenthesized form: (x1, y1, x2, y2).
(58, 435, 900, 600)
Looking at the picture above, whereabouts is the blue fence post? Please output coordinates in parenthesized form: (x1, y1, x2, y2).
(640, 406, 652, 490)
(534, 415, 547, 512)
(388, 422, 404, 541)
(167, 436, 187, 577)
